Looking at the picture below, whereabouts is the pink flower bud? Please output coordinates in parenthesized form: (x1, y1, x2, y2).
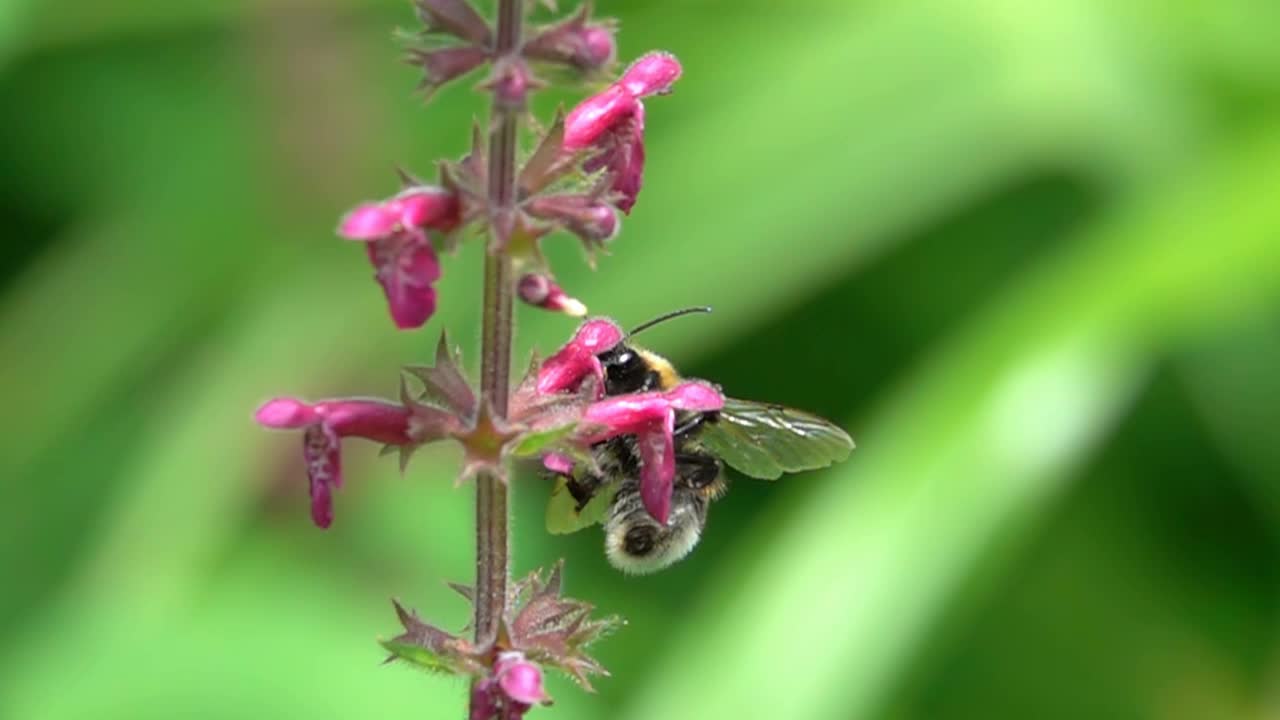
(578, 25, 617, 69)
(487, 58, 538, 110)
(495, 652, 550, 706)
(526, 194, 618, 243)
(518, 274, 588, 317)
(618, 51, 682, 98)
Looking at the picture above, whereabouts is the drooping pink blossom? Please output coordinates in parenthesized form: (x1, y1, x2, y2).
(255, 397, 417, 528)
(561, 52, 681, 214)
(581, 381, 723, 522)
(535, 318, 625, 396)
(337, 186, 460, 329)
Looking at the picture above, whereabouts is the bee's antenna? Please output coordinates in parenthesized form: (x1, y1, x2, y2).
(628, 306, 713, 337)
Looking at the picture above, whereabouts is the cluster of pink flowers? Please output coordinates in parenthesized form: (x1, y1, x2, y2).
(535, 319, 723, 523)
(255, 316, 722, 530)
(255, 2, 691, 712)
(326, 46, 681, 331)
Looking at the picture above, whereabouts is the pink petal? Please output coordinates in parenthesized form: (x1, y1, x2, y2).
(367, 234, 442, 330)
(583, 393, 671, 434)
(665, 381, 724, 412)
(396, 187, 460, 230)
(497, 653, 549, 706)
(254, 397, 318, 429)
(638, 413, 676, 524)
(304, 424, 342, 529)
(576, 318, 626, 351)
(338, 202, 400, 240)
(536, 319, 624, 394)
(563, 84, 639, 151)
(619, 51, 682, 98)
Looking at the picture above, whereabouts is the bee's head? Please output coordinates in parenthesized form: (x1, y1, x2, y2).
(599, 344, 651, 395)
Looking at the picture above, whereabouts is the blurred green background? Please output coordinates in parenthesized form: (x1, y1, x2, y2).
(3, 0, 1280, 718)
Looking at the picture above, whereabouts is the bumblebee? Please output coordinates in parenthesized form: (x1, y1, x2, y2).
(547, 308, 855, 574)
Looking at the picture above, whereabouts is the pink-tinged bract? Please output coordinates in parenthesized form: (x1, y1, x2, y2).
(618, 51, 682, 98)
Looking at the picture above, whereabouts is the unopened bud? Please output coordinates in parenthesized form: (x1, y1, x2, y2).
(518, 274, 588, 317)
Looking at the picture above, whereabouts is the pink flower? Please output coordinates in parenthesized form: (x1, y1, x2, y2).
(524, 7, 617, 73)
(517, 273, 588, 317)
(535, 318, 625, 396)
(256, 397, 418, 528)
(470, 652, 551, 720)
(525, 194, 618, 244)
(337, 187, 460, 330)
(562, 51, 682, 214)
(496, 652, 550, 706)
(582, 381, 723, 523)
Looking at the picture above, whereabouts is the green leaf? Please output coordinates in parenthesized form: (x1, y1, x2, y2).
(509, 422, 578, 458)
(545, 477, 615, 535)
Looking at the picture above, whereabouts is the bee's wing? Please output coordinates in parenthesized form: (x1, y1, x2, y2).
(699, 397, 854, 480)
(545, 476, 617, 534)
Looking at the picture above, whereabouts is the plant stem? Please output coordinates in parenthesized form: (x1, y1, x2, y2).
(474, 0, 522, 654)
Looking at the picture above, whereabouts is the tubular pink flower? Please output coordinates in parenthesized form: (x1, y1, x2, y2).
(255, 397, 416, 528)
(517, 273, 588, 317)
(337, 187, 458, 330)
(580, 381, 723, 523)
(561, 51, 679, 214)
(535, 318, 625, 396)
